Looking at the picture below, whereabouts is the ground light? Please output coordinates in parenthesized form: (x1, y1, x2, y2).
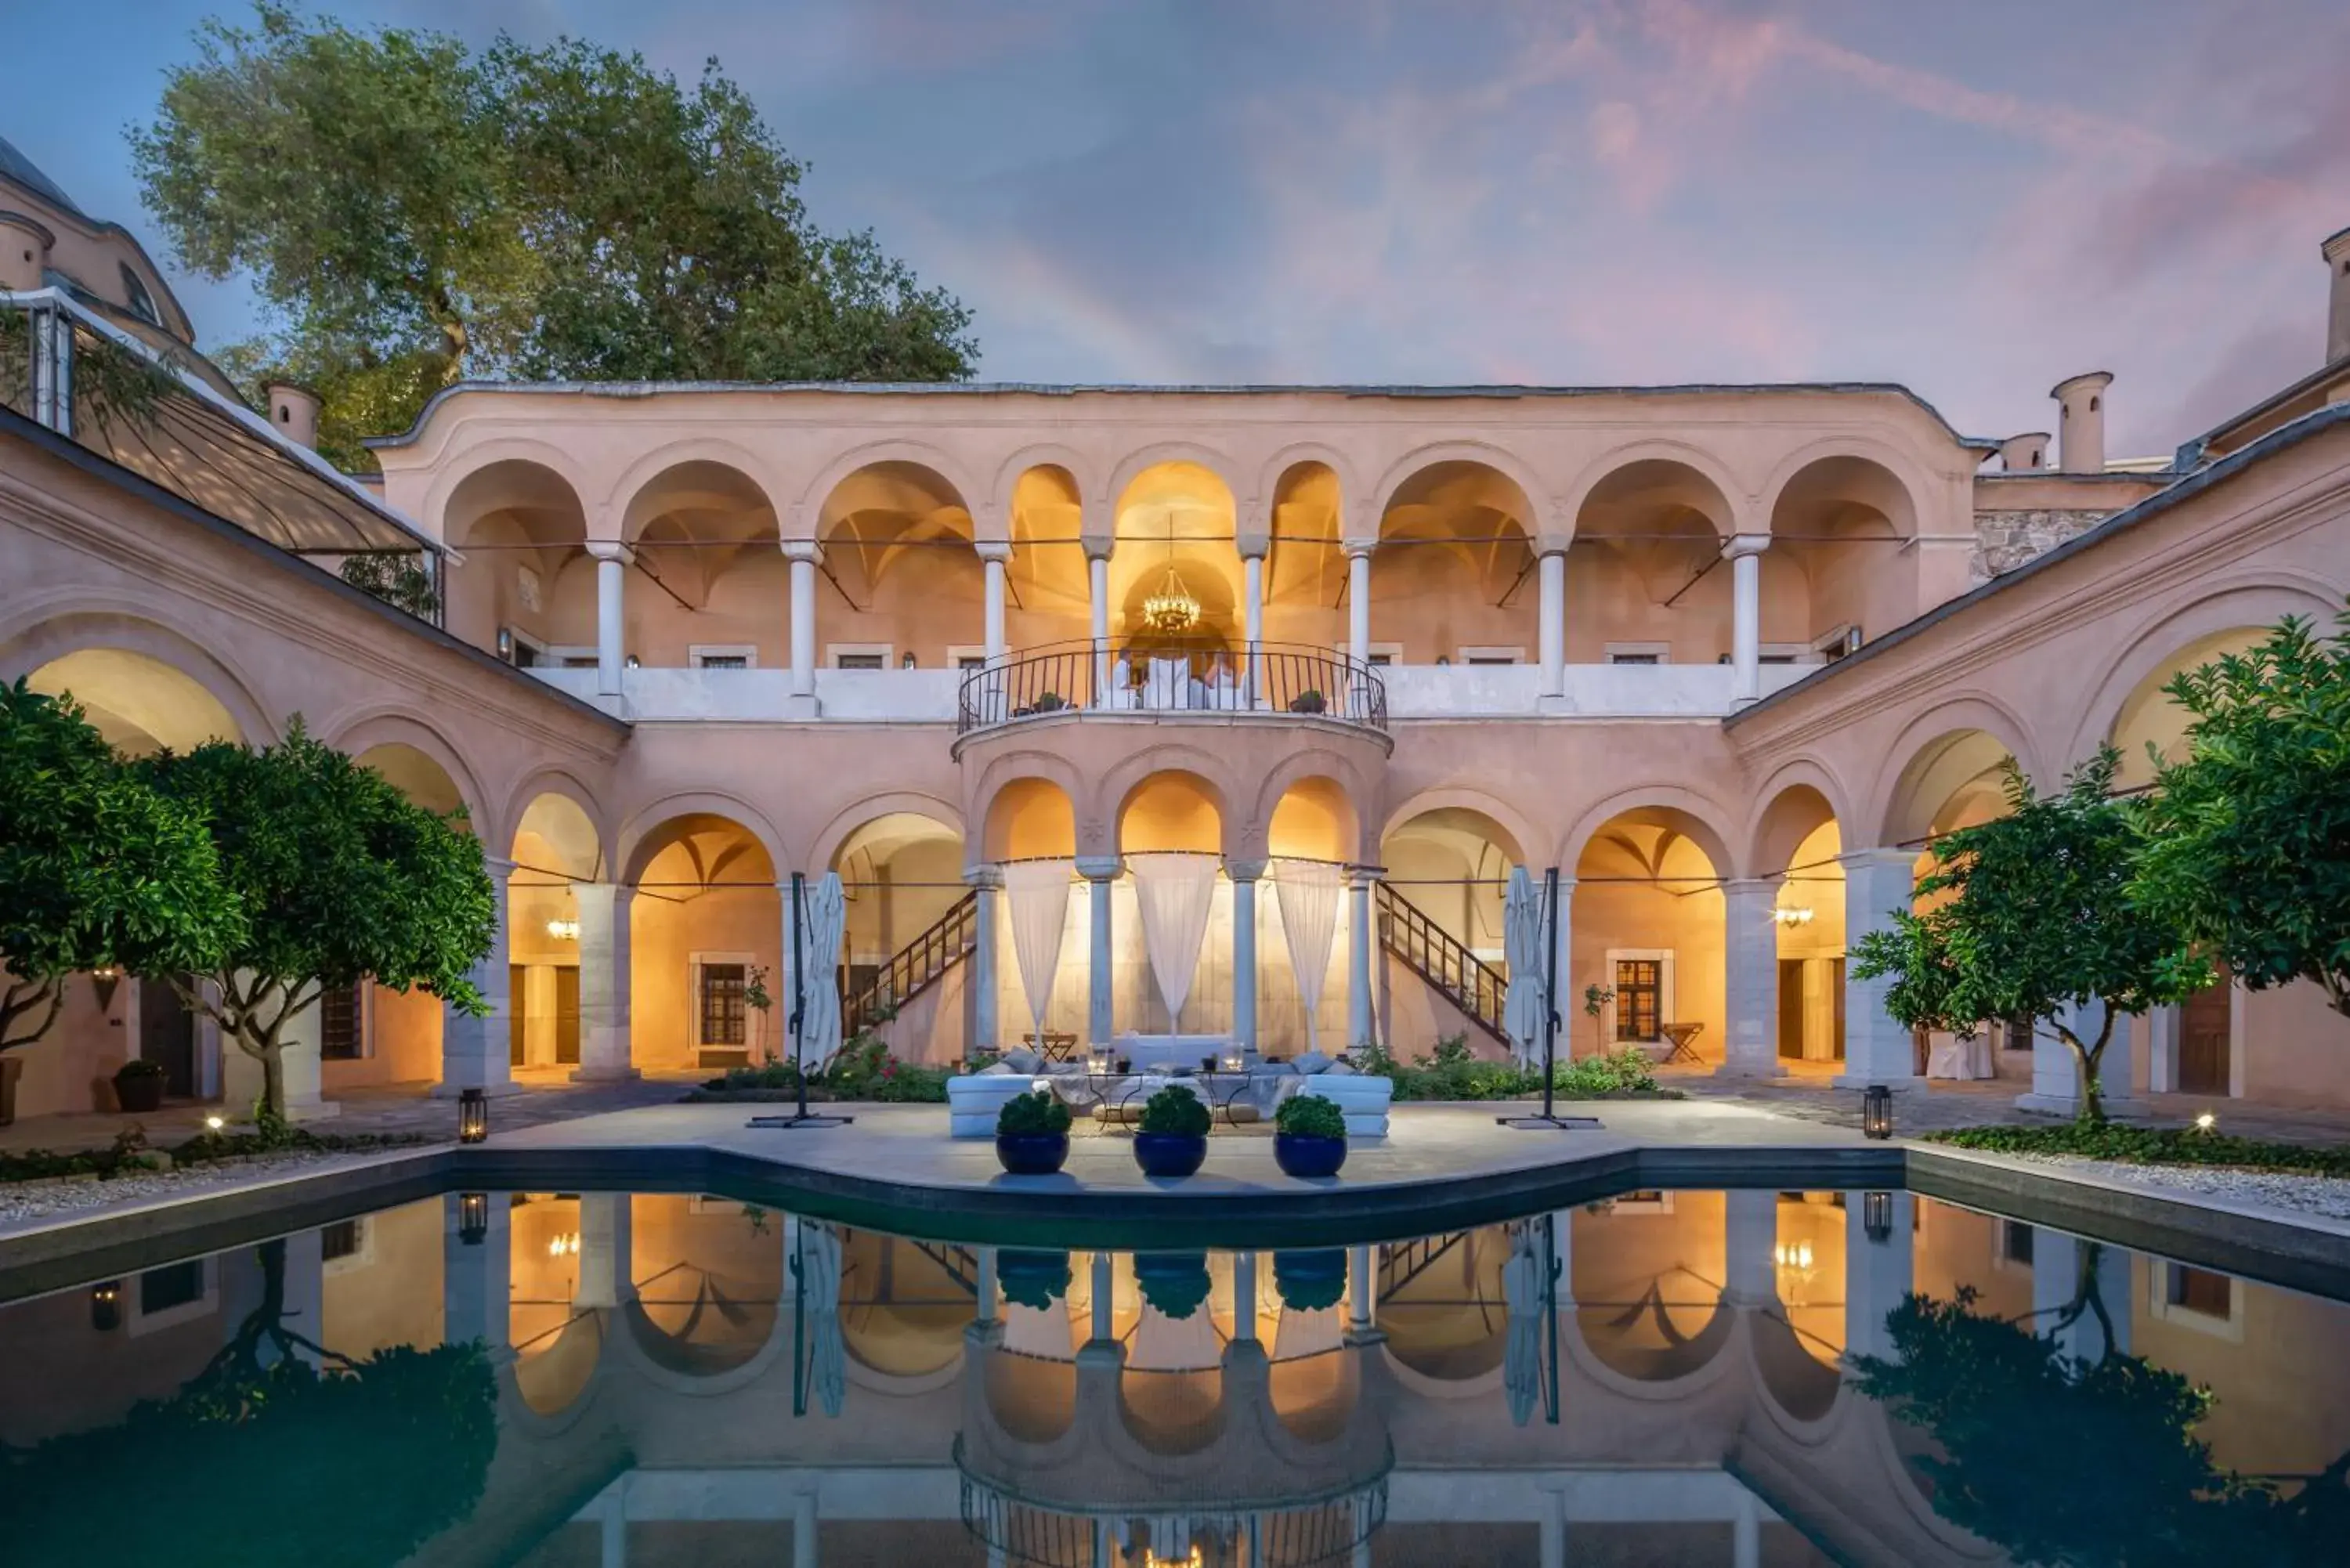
(89, 1281, 121, 1332)
(1863, 1085, 1893, 1140)
(457, 1087, 489, 1143)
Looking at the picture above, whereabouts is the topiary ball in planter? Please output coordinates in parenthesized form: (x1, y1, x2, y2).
(1273, 1092, 1348, 1177)
(1000, 1249, 1073, 1310)
(1289, 689, 1327, 714)
(113, 1057, 168, 1115)
(1133, 1086, 1211, 1178)
(995, 1089, 1072, 1175)
(1273, 1248, 1349, 1313)
(1133, 1252, 1213, 1319)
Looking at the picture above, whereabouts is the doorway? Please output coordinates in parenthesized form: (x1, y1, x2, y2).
(139, 976, 197, 1097)
(555, 967, 580, 1065)
(508, 964, 584, 1068)
(2178, 970, 2231, 1096)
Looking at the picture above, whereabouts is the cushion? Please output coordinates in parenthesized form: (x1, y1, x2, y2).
(976, 1062, 1017, 1076)
(1323, 1061, 1356, 1076)
(1000, 1048, 1043, 1074)
(1292, 1050, 1335, 1075)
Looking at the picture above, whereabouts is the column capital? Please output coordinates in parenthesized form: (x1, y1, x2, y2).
(974, 540, 1013, 565)
(1342, 540, 1377, 562)
(1840, 846, 1920, 873)
(1074, 854, 1123, 883)
(1345, 864, 1384, 889)
(963, 864, 1005, 890)
(1723, 533, 1770, 561)
(584, 540, 634, 566)
(1721, 876, 1777, 897)
(780, 539, 824, 565)
(1225, 858, 1267, 882)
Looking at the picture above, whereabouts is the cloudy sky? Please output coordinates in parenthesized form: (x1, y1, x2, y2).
(13, 0, 2349, 453)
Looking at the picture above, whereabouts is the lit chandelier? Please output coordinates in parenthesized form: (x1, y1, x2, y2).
(1143, 562, 1201, 634)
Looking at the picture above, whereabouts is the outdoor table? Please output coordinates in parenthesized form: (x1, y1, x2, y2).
(1658, 1022, 1705, 1065)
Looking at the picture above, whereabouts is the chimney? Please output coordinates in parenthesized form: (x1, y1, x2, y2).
(265, 381, 322, 450)
(2326, 224, 2350, 365)
(1999, 432, 2050, 473)
(2051, 372, 2113, 474)
(0, 211, 53, 291)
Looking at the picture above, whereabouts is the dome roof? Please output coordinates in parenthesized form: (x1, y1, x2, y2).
(0, 134, 85, 218)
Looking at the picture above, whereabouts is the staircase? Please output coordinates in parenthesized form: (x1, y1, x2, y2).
(842, 891, 978, 1036)
(1374, 882, 1512, 1046)
(1378, 1232, 1468, 1298)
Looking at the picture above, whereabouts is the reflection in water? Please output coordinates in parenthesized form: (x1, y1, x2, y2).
(2, 1190, 2348, 1566)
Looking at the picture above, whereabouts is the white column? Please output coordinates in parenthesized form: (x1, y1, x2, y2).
(1835, 848, 1925, 1090)
(967, 868, 1000, 1058)
(1089, 1251, 1115, 1343)
(2034, 1230, 2131, 1364)
(1733, 1489, 1761, 1568)
(1233, 1251, 1260, 1345)
(1242, 552, 1266, 707)
(1346, 547, 1372, 667)
(980, 544, 1010, 660)
(2017, 998, 2142, 1116)
(1844, 1190, 1914, 1367)
(572, 882, 638, 1082)
(1727, 534, 1767, 703)
(1718, 878, 1780, 1078)
(791, 1490, 819, 1568)
(275, 993, 337, 1122)
(1548, 875, 1574, 1060)
(1348, 1244, 1375, 1332)
(442, 1193, 511, 1351)
(588, 543, 629, 697)
(783, 540, 822, 700)
(1347, 870, 1376, 1052)
(1088, 549, 1112, 699)
(1079, 856, 1120, 1052)
(602, 1489, 629, 1568)
(438, 857, 518, 1097)
(1723, 1188, 1779, 1307)
(1230, 860, 1263, 1057)
(1538, 549, 1567, 697)
(575, 1191, 634, 1310)
(976, 1245, 1000, 1324)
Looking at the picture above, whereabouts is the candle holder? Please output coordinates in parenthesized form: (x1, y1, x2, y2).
(1862, 1084, 1893, 1140)
(458, 1087, 489, 1145)
(89, 1281, 122, 1332)
(457, 1191, 490, 1246)
(1863, 1189, 1893, 1244)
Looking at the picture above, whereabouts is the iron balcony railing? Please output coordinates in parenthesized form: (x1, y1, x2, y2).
(956, 638, 1388, 735)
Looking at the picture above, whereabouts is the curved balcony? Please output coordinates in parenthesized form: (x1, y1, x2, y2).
(956, 639, 1389, 736)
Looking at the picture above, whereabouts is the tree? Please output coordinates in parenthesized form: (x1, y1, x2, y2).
(1848, 749, 2204, 1123)
(0, 680, 242, 1059)
(133, 721, 494, 1122)
(2132, 605, 2350, 1021)
(130, 4, 977, 468)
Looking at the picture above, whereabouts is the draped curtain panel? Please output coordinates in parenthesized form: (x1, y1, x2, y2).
(1273, 858, 1344, 1056)
(1003, 858, 1076, 1047)
(1126, 851, 1220, 1033)
(797, 873, 848, 1069)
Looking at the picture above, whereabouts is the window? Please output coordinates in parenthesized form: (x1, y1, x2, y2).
(1814, 626, 1862, 663)
(2165, 1264, 2231, 1318)
(2001, 1011, 2035, 1051)
(118, 263, 160, 327)
(690, 645, 757, 670)
(140, 1260, 207, 1316)
(828, 643, 894, 670)
(956, 655, 988, 672)
(699, 963, 747, 1046)
(319, 982, 365, 1060)
(320, 1219, 364, 1263)
(835, 654, 884, 671)
(1603, 642, 1671, 665)
(946, 645, 989, 672)
(2000, 1219, 2035, 1266)
(1458, 645, 1524, 666)
(559, 655, 599, 670)
(1614, 959, 1662, 1041)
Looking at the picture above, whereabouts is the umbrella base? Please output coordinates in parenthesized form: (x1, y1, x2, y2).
(747, 1113, 857, 1129)
(1495, 1114, 1605, 1130)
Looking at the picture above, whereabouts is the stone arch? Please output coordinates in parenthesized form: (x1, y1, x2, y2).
(1755, 436, 1936, 537)
(603, 441, 788, 542)
(980, 773, 1080, 864)
(1249, 750, 1377, 864)
(793, 440, 986, 540)
(1114, 766, 1229, 857)
(322, 706, 487, 822)
(1745, 777, 1846, 883)
(1559, 785, 1737, 878)
(5, 608, 275, 753)
(969, 752, 1090, 861)
(1869, 698, 2041, 847)
(424, 442, 592, 548)
(1380, 786, 1548, 873)
(616, 793, 790, 886)
(1107, 443, 1246, 520)
(1371, 443, 1551, 543)
(509, 785, 608, 880)
(991, 443, 1101, 540)
(1561, 442, 1744, 541)
(1254, 443, 1363, 521)
(498, 768, 613, 875)
(808, 792, 967, 878)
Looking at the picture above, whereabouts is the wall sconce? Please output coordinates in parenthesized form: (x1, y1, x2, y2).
(1862, 1084, 1894, 1140)
(457, 1191, 490, 1246)
(546, 918, 580, 941)
(497, 627, 515, 661)
(548, 1231, 581, 1259)
(458, 1086, 489, 1144)
(1863, 1189, 1893, 1244)
(89, 966, 122, 1012)
(90, 1281, 122, 1332)
(1771, 905, 1814, 927)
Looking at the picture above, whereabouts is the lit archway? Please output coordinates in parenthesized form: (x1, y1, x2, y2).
(1264, 461, 1346, 652)
(621, 460, 783, 667)
(439, 459, 589, 663)
(627, 814, 781, 1071)
(1749, 785, 1848, 1069)
(832, 811, 968, 1062)
(1574, 806, 1728, 1064)
(1009, 464, 1092, 648)
(1374, 462, 1538, 664)
(819, 461, 980, 671)
(508, 792, 605, 1071)
(1768, 455, 1919, 661)
(1571, 459, 1735, 663)
(26, 648, 240, 755)
(2108, 627, 2270, 789)
(1109, 463, 1242, 655)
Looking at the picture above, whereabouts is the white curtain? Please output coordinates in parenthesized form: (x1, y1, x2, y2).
(1274, 858, 1344, 1056)
(1003, 859, 1075, 1048)
(1502, 867, 1546, 1069)
(797, 873, 848, 1070)
(1127, 852, 1220, 1032)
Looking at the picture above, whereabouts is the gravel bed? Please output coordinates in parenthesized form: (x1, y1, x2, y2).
(1996, 1151, 2350, 1222)
(0, 1148, 427, 1233)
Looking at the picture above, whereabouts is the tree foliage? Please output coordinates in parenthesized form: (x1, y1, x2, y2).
(3, 1238, 500, 1567)
(2132, 606, 2350, 1021)
(0, 681, 242, 1053)
(1848, 749, 2204, 1122)
(134, 721, 494, 1117)
(132, 3, 977, 467)
(1853, 1281, 2350, 1566)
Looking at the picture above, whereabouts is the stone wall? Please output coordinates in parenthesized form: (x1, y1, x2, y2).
(1970, 508, 2117, 583)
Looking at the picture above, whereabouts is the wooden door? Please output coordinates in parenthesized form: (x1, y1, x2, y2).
(1830, 959, 1847, 1062)
(508, 963, 527, 1066)
(1777, 959, 1806, 1059)
(2178, 971, 2230, 1095)
(555, 966, 581, 1065)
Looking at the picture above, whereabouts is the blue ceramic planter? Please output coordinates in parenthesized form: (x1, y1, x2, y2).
(1132, 1131, 1208, 1178)
(995, 1133, 1069, 1175)
(1274, 1132, 1347, 1178)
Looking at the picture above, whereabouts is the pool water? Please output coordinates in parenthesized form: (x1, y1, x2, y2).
(3, 1189, 2347, 1566)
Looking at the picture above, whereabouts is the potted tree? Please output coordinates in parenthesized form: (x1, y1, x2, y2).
(1288, 688, 1327, 715)
(995, 1089, 1073, 1175)
(1273, 1092, 1348, 1177)
(113, 1056, 169, 1114)
(1132, 1085, 1211, 1177)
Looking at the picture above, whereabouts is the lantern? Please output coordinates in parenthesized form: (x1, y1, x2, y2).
(90, 1281, 122, 1332)
(457, 1191, 490, 1246)
(1863, 1189, 1893, 1244)
(1862, 1084, 1893, 1140)
(458, 1086, 489, 1144)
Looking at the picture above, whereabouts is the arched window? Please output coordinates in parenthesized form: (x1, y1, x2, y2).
(118, 262, 159, 327)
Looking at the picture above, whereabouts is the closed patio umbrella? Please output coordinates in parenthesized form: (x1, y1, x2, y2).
(1502, 867, 1546, 1070)
(797, 873, 848, 1071)
(1502, 1219, 1542, 1426)
(796, 1219, 847, 1417)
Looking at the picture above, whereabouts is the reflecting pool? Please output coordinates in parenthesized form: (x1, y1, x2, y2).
(3, 1189, 2348, 1566)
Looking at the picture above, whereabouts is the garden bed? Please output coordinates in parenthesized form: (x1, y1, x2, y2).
(1357, 1038, 1686, 1103)
(0, 1126, 426, 1187)
(1928, 1122, 2350, 1176)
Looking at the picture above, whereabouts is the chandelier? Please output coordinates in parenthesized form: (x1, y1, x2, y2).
(1143, 562, 1201, 634)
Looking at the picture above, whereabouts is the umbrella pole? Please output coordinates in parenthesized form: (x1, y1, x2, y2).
(750, 869, 854, 1129)
(1499, 865, 1599, 1131)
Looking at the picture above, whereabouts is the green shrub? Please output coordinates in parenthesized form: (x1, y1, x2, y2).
(1274, 1093, 1347, 1140)
(114, 1057, 168, 1081)
(1137, 1085, 1211, 1136)
(1929, 1122, 2350, 1176)
(1273, 1250, 1349, 1312)
(1134, 1254, 1212, 1318)
(999, 1250, 1072, 1310)
(996, 1089, 1072, 1137)
(1553, 1047, 1660, 1097)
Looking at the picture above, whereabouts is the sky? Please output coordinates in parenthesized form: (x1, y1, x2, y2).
(6, 0, 2348, 455)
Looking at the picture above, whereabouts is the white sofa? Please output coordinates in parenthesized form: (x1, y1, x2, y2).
(948, 1072, 1046, 1138)
(1299, 1074, 1392, 1138)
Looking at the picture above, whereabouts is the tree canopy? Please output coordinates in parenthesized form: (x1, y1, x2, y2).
(1848, 749, 2205, 1122)
(132, 3, 978, 466)
(0, 680, 242, 1052)
(2132, 605, 2350, 1021)
(134, 721, 494, 1115)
